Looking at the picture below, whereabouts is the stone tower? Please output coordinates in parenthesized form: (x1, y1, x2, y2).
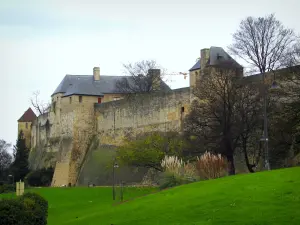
(189, 47, 243, 88)
(17, 107, 37, 149)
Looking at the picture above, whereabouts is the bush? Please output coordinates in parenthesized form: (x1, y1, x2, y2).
(0, 184, 15, 194)
(20, 192, 48, 225)
(0, 199, 25, 225)
(25, 167, 54, 187)
(158, 172, 193, 190)
(0, 192, 48, 225)
(196, 151, 227, 180)
(159, 156, 198, 189)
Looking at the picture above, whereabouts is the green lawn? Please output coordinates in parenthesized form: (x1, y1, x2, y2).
(1, 167, 300, 224)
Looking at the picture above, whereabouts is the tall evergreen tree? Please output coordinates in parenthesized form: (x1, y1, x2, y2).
(10, 131, 29, 181)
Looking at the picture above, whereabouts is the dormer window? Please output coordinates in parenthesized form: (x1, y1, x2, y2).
(217, 54, 223, 60)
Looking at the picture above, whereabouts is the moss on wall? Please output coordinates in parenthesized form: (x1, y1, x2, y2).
(77, 138, 148, 186)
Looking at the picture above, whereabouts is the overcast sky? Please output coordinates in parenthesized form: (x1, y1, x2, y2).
(0, 0, 299, 148)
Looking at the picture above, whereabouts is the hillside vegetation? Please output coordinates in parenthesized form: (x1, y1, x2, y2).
(1, 167, 299, 225)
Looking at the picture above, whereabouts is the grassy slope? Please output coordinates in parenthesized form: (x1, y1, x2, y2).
(1, 167, 299, 225)
(76, 167, 300, 225)
(0, 187, 157, 225)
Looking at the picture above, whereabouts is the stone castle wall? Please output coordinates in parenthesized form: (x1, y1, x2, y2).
(95, 88, 191, 146)
(77, 88, 191, 185)
(30, 88, 192, 186)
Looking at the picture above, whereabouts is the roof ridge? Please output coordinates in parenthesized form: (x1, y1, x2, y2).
(65, 74, 127, 77)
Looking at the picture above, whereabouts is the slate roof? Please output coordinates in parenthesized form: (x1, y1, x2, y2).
(189, 46, 243, 71)
(52, 74, 171, 97)
(18, 108, 37, 122)
(189, 60, 201, 71)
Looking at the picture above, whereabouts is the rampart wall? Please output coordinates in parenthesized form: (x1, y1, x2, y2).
(30, 88, 191, 186)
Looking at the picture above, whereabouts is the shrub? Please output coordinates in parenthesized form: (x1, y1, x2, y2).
(0, 184, 15, 194)
(20, 192, 48, 225)
(161, 155, 184, 176)
(158, 171, 195, 190)
(0, 199, 25, 225)
(159, 156, 198, 189)
(196, 151, 227, 179)
(25, 167, 54, 187)
(0, 192, 48, 225)
(141, 168, 161, 186)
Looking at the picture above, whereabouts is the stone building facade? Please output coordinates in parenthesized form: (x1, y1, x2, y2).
(20, 46, 248, 186)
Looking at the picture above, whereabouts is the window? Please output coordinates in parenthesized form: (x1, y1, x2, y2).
(113, 97, 120, 101)
(26, 123, 28, 129)
(52, 102, 56, 113)
(98, 98, 102, 104)
(181, 107, 185, 113)
(79, 96, 82, 103)
(69, 97, 72, 104)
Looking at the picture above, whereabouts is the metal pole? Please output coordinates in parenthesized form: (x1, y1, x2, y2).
(112, 164, 115, 200)
(263, 72, 270, 170)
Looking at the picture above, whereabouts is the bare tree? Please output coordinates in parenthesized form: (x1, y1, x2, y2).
(235, 83, 265, 172)
(0, 139, 12, 177)
(30, 91, 50, 115)
(184, 67, 243, 175)
(115, 60, 166, 94)
(229, 14, 297, 73)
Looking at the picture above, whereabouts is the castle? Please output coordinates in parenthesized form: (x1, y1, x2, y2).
(18, 47, 244, 186)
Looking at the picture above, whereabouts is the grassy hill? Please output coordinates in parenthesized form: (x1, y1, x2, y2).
(1, 167, 300, 224)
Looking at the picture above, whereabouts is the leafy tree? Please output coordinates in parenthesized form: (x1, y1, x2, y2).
(10, 131, 29, 181)
(116, 132, 187, 171)
(0, 139, 12, 180)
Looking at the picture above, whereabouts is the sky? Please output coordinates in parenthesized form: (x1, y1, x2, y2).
(0, 0, 299, 148)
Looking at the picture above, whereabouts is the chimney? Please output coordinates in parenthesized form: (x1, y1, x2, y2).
(200, 48, 210, 71)
(148, 69, 161, 91)
(93, 67, 100, 81)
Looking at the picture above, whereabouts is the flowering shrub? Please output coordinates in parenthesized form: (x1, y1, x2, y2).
(161, 155, 184, 176)
(196, 151, 227, 179)
(159, 156, 198, 189)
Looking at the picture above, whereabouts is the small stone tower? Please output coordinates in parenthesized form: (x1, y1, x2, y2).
(17, 108, 37, 149)
(189, 47, 243, 88)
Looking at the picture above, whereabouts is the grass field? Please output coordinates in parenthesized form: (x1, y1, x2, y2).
(1, 167, 300, 225)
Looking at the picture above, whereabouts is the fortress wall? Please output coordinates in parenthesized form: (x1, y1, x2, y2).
(76, 88, 191, 185)
(95, 88, 191, 146)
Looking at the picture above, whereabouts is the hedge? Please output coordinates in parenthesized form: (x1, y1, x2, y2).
(25, 168, 54, 187)
(0, 192, 48, 225)
(0, 184, 15, 194)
